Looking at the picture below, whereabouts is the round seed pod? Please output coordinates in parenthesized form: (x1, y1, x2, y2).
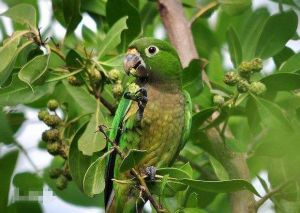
(47, 99, 59, 111)
(249, 81, 266, 95)
(56, 175, 68, 190)
(38, 110, 49, 121)
(237, 79, 250, 93)
(224, 71, 239, 86)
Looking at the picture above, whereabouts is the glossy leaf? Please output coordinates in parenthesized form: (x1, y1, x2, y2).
(279, 52, 300, 73)
(261, 72, 300, 92)
(191, 107, 216, 133)
(273, 47, 294, 68)
(255, 10, 298, 59)
(180, 178, 260, 196)
(219, 0, 251, 16)
(98, 16, 128, 59)
(183, 59, 204, 97)
(0, 74, 56, 106)
(0, 150, 18, 209)
(1, 4, 36, 28)
(119, 149, 147, 172)
(226, 26, 242, 67)
(0, 111, 15, 144)
(13, 172, 43, 195)
(209, 155, 229, 180)
(18, 53, 50, 87)
(83, 151, 111, 196)
(63, 0, 82, 36)
(78, 102, 107, 155)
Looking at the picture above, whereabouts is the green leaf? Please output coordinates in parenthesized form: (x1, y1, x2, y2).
(219, 0, 251, 16)
(180, 178, 260, 196)
(255, 10, 298, 59)
(273, 47, 294, 69)
(7, 201, 42, 213)
(1, 4, 36, 28)
(240, 8, 269, 60)
(208, 51, 223, 84)
(261, 73, 300, 93)
(191, 107, 216, 133)
(279, 52, 300, 73)
(106, 0, 141, 48)
(0, 31, 30, 86)
(18, 53, 50, 87)
(0, 74, 56, 106)
(66, 49, 83, 69)
(0, 150, 18, 210)
(46, 157, 103, 206)
(83, 151, 111, 196)
(180, 162, 193, 178)
(78, 102, 107, 155)
(98, 16, 128, 59)
(177, 208, 207, 213)
(119, 149, 147, 172)
(183, 59, 204, 97)
(209, 155, 229, 180)
(157, 168, 191, 179)
(99, 54, 125, 68)
(63, 0, 82, 36)
(69, 121, 95, 191)
(0, 111, 15, 144)
(226, 26, 242, 67)
(13, 172, 43, 196)
(81, 0, 106, 16)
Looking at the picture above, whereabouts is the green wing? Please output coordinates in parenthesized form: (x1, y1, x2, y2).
(105, 96, 131, 207)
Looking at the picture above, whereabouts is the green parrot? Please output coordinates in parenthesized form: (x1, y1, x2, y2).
(105, 37, 192, 213)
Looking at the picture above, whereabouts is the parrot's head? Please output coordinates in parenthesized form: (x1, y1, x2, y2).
(123, 37, 182, 83)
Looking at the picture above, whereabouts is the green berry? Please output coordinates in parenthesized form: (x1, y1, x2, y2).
(224, 71, 239, 86)
(249, 81, 266, 95)
(238, 61, 252, 78)
(128, 83, 140, 94)
(237, 79, 250, 93)
(67, 75, 82, 86)
(47, 142, 60, 155)
(47, 99, 59, 111)
(251, 58, 263, 72)
(108, 69, 121, 82)
(112, 83, 123, 98)
(43, 115, 61, 127)
(59, 143, 69, 159)
(42, 129, 60, 142)
(38, 110, 49, 121)
(56, 175, 68, 190)
(49, 168, 62, 179)
(90, 69, 101, 81)
(213, 95, 225, 105)
(62, 164, 72, 181)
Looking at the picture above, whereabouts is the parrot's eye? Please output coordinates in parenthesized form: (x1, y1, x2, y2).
(145, 45, 159, 57)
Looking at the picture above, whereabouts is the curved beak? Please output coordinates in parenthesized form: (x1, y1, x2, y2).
(123, 48, 148, 78)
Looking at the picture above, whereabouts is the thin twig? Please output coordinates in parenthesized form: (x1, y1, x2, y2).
(255, 179, 293, 210)
(98, 126, 168, 213)
(189, 1, 219, 26)
(13, 141, 40, 173)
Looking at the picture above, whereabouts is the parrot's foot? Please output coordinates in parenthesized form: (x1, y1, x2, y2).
(124, 88, 148, 122)
(145, 166, 157, 181)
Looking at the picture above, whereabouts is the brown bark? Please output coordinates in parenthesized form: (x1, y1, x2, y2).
(157, 0, 255, 212)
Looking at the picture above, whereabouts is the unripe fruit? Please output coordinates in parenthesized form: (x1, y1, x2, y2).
(90, 69, 101, 81)
(213, 95, 225, 105)
(49, 168, 62, 179)
(42, 129, 60, 142)
(128, 83, 140, 94)
(67, 75, 82, 86)
(43, 115, 61, 127)
(38, 110, 49, 121)
(251, 58, 263, 72)
(238, 61, 252, 78)
(237, 79, 250, 93)
(108, 69, 121, 82)
(112, 83, 123, 98)
(59, 143, 69, 159)
(56, 175, 68, 190)
(47, 142, 60, 155)
(47, 99, 59, 111)
(224, 71, 239, 86)
(249, 81, 266, 95)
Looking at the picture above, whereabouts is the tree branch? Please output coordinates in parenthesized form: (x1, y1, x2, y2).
(255, 179, 293, 210)
(157, 1, 256, 212)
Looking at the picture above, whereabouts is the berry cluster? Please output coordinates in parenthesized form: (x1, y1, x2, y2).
(38, 99, 71, 190)
(224, 58, 266, 95)
(108, 69, 123, 99)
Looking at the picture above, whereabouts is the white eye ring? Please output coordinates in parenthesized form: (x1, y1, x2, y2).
(145, 45, 159, 57)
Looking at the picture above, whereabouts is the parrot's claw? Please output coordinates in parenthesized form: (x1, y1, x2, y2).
(124, 88, 148, 122)
(145, 166, 157, 181)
